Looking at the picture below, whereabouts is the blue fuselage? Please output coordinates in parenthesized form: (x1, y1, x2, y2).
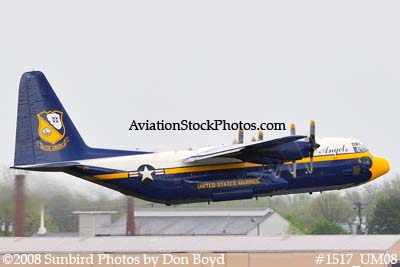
(70, 152, 374, 205)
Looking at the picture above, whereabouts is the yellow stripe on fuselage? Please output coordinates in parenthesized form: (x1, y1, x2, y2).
(164, 162, 261, 175)
(165, 151, 371, 175)
(92, 151, 372, 179)
(92, 172, 129, 180)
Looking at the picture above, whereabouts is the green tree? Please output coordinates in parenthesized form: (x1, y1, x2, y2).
(24, 191, 60, 236)
(0, 170, 59, 236)
(369, 194, 400, 234)
(309, 220, 348, 234)
(284, 214, 307, 234)
(0, 183, 14, 236)
(274, 194, 315, 232)
(309, 192, 354, 223)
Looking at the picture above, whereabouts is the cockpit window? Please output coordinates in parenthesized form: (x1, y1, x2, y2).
(352, 142, 368, 153)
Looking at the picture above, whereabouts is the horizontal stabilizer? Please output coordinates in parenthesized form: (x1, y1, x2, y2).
(12, 162, 82, 172)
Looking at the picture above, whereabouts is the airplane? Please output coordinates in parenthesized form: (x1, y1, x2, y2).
(12, 71, 390, 205)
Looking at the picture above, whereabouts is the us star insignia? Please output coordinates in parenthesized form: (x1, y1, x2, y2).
(128, 164, 165, 182)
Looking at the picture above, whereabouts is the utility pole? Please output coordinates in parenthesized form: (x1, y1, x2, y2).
(126, 196, 135, 236)
(353, 201, 366, 234)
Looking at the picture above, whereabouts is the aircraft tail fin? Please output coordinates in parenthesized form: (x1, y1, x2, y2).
(14, 71, 143, 166)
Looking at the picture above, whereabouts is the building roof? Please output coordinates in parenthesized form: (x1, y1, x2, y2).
(110, 207, 276, 235)
(72, 211, 117, 214)
(31, 232, 80, 238)
(132, 207, 274, 217)
(111, 216, 269, 236)
(1, 235, 399, 253)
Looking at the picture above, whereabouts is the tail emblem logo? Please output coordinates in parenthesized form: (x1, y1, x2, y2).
(36, 110, 68, 151)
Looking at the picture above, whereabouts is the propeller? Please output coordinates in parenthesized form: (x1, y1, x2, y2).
(250, 135, 256, 142)
(257, 130, 264, 141)
(232, 128, 244, 144)
(308, 120, 320, 173)
(290, 123, 297, 178)
(238, 128, 244, 144)
(290, 123, 296, 135)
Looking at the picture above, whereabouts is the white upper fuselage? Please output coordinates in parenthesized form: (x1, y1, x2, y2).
(76, 137, 368, 172)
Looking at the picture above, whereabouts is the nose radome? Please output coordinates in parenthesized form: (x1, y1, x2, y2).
(370, 157, 390, 181)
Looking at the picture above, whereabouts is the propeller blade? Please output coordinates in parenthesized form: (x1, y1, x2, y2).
(293, 161, 297, 178)
(238, 129, 244, 144)
(310, 120, 315, 139)
(257, 130, 264, 141)
(290, 123, 296, 135)
(309, 120, 318, 173)
(232, 138, 238, 144)
(250, 135, 256, 142)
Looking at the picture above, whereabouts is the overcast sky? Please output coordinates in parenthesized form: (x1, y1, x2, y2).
(0, 1, 399, 196)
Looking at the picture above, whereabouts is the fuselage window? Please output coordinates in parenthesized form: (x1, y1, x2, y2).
(352, 142, 368, 153)
(360, 156, 372, 166)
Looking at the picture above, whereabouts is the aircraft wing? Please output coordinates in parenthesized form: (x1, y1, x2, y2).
(182, 135, 308, 163)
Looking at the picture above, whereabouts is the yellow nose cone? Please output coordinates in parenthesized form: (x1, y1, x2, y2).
(370, 157, 390, 181)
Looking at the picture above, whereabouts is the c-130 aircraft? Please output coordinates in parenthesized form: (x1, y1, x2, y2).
(13, 71, 390, 205)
